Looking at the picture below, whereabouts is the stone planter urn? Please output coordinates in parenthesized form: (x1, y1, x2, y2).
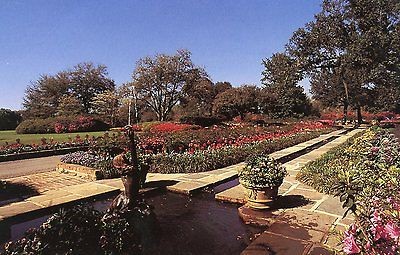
(243, 185, 279, 210)
(238, 155, 287, 210)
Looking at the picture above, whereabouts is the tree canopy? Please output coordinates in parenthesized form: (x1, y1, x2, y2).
(0, 108, 22, 130)
(274, 0, 400, 122)
(213, 85, 260, 120)
(129, 49, 208, 121)
(261, 53, 311, 118)
(23, 62, 115, 119)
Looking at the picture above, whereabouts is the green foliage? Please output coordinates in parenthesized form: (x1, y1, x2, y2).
(57, 95, 85, 116)
(22, 62, 115, 119)
(299, 127, 400, 254)
(283, 0, 400, 116)
(15, 116, 109, 134)
(265, 84, 311, 119)
(238, 155, 287, 189)
(15, 118, 57, 134)
(179, 115, 224, 127)
(212, 85, 260, 119)
(23, 72, 71, 119)
(69, 62, 115, 114)
(298, 127, 400, 217)
(297, 130, 367, 194)
(130, 49, 208, 121)
(2, 203, 156, 255)
(261, 53, 312, 118)
(0, 109, 22, 131)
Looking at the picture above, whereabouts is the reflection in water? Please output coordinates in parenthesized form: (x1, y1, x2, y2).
(3, 191, 264, 255)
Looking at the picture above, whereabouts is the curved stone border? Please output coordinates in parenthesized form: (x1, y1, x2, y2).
(0, 146, 89, 162)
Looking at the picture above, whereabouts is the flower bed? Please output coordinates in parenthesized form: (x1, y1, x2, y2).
(147, 130, 327, 173)
(0, 137, 90, 156)
(136, 120, 331, 154)
(62, 128, 332, 175)
(297, 128, 400, 254)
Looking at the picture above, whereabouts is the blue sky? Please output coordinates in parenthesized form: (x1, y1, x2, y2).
(0, 0, 321, 110)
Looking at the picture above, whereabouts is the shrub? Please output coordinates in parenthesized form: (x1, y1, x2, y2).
(238, 155, 287, 189)
(0, 109, 22, 130)
(180, 115, 224, 127)
(15, 118, 55, 134)
(2, 203, 156, 254)
(54, 116, 109, 133)
(15, 116, 109, 134)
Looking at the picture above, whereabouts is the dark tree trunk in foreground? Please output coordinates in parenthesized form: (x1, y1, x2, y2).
(356, 105, 362, 125)
(342, 101, 348, 125)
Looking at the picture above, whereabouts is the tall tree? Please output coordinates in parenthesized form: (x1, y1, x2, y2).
(261, 53, 311, 118)
(69, 62, 115, 114)
(91, 90, 120, 126)
(284, 0, 400, 122)
(181, 78, 216, 116)
(130, 50, 207, 121)
(57, 95, 84, 116)
(213, 85, 259, 120)
(23, 73, 70, 118)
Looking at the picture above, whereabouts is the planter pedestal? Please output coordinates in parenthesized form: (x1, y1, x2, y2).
(244, 186, 279, 210)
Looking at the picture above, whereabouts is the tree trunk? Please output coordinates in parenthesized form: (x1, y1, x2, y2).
(342, 73, 350, 125)
(356, 105, 362, 125)
(342, 101, 348, 125)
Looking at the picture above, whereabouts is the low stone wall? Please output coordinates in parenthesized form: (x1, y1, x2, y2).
(0, 146, 89, 162)
(56, 162, 101, 181)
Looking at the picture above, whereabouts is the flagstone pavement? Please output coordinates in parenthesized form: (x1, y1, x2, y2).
(0, 127, 365, 254)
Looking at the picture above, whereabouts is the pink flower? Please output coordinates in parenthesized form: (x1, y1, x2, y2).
(371, 209, 381, 224)
(385, 222, 400, 240)
(343, 231, 361, 254)
(371, 223, 387, 241)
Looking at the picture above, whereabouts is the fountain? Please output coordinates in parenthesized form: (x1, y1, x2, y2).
(107, 125, 143, 213)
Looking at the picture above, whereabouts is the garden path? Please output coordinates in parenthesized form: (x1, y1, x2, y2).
(214, 128, 364, 255)
(0, 127, 363, 255)
(0, 155, 61, 179)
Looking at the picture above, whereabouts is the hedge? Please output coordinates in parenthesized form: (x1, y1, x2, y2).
(16, 116, 109, 134)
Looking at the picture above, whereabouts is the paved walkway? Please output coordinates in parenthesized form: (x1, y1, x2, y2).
(0, 128, 363, 254)
(0, 155, 61, 179)
(5, 171, 89, 194)
(214, 128, 363, 254)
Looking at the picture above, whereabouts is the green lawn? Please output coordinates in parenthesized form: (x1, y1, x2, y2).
(0, 130, 116, 146)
